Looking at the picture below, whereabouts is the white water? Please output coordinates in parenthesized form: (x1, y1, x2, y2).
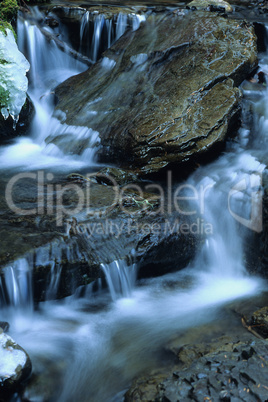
(101, 260, 137, 300)
(3, 268, 263, 401)
(0, 9, 99, 170)
(0, 8, 146, 171)
(0, 258, 33, 312)
(80, 12, 145, 62)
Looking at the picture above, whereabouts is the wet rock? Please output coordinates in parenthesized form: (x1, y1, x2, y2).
(0, 333, 32, 394)
(0, 171, 202, 302)
(187, 0, 233, 12)
(0, 97, 34, 143)
(125, 338, 268, 401)
(49, 5, 145, 59)
(45, 132, 94, 156)
(251, 306, 268, 338)
(45, 17, 59, 28)
(0, 322, 9, 332)
(94, 167, 139, 186)
(55, 11, 257, 175)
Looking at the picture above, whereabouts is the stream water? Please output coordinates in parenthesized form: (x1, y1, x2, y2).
(0, 6, 267, 402)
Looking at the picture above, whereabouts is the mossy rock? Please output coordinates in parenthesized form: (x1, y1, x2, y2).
(0, 0, 18, 22)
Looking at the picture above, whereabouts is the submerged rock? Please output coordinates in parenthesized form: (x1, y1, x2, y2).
(0, 332, 32, 393)
(55, 10, 257, 175)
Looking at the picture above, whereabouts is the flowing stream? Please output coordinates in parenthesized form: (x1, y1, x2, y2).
(0, 7, 267, 402)
(0, 8, 144, 170)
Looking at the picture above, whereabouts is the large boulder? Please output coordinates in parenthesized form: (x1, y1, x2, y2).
(55, 10, 257, 175)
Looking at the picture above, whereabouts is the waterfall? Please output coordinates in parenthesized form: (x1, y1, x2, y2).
(0, 258, 33, 312)
(0, 9, 99, 170)
(184, 77, 266, 284)
(101, 260, 137, 300)
(0, 10, 266, 402)
(0, 7, 146, 170)
(79, 12, 146, 62)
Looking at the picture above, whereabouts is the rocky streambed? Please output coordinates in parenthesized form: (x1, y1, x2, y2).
(0, 1, 267, 400)
(0, 0, 266, 299)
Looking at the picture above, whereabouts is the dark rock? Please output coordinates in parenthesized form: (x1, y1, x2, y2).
(49, 5, 145, 58)
(55, 11, 257, 175)
(0, 322, 9, 332)
(0, 171, 202, 302)
(187, 0, 233, 12)
(94, 167, 139, 186)
(251, 306, 268, 338)
(125, 338, 268, 402)
(45, 17, 59, 28)
(0, 97, 33, 144)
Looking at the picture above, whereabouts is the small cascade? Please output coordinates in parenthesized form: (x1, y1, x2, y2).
(46, 263, 62, 300)
(79, 12, 145, 61)
(101, 260, 137, 300)
(0, 9, 99, 170)
(0, 7, 146, 169)
(185, 69, 266, 283)
(0, 258, 33, 312)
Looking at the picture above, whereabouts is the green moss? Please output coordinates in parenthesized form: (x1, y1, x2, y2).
(0, 19, 17, 39)
(0, 86, 9, 108)
(0, 0, 18, 21)
(0, 0, 19, 41)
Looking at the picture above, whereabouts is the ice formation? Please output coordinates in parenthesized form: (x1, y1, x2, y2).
(0, 333, 27, 378)
(0, 28, 30, 124)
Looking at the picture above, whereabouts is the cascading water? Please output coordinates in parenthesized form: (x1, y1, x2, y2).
(79, 11, 146, 61)
(0, 8, 97, 169)
(185, 86, 265, 289)
(0, 9, 267, 402)
(0, 258, 33, 313)
(101, 260, 137, 301)
(0, 8, 146, 170)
